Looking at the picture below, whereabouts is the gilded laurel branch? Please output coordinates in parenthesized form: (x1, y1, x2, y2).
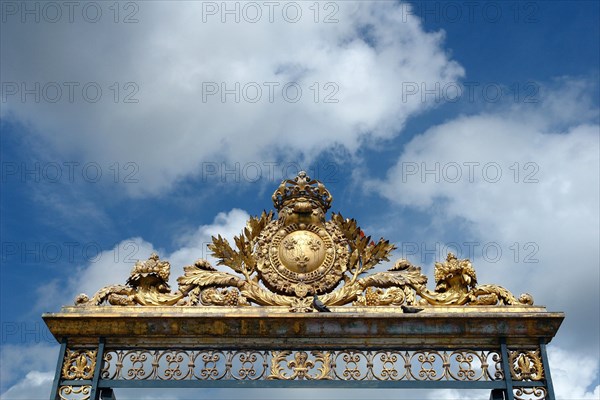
(331, 213, 396, 285)
(209, 211, 274, 280)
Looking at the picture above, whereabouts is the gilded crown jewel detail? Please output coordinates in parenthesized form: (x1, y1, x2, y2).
(272, 171, 333, 212)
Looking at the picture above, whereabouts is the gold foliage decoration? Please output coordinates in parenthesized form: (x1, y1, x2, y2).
(74, 172, 534, 310)
(331, 213, 396, 286)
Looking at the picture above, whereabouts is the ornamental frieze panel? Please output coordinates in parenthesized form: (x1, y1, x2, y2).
(74, 171, 534, 311)
(99, 348, 507, 382)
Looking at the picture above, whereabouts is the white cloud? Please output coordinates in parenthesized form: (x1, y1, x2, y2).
(1, 1, 463, 197)
(369, 80, 600, 393)
(32, 237, 156, 313)
(103, 388, 489, 400)
(0, 343, 57, 398)
(72, 237, 157, 300)
(549, 346, 600, 400)
(168, 208, 251, 280)
(32, 209, 249, 312)
(0, 371, 54, 400)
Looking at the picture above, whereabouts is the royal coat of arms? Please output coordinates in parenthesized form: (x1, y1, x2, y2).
(76, 171, 533, 312)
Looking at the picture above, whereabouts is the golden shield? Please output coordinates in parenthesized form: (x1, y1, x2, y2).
(257, 222, 348, 297)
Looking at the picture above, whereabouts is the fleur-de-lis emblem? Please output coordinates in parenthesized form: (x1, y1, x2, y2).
(509, 350, 544, 381)
(294, 254, 310, 270)
(268, 351, 332, 380)
(288, 351, 315, 379)
(61, 350, 97, 380)
(283, 238, 297, 251)
(307, 238, 322, 252)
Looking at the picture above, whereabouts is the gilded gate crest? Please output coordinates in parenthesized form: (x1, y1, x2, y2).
(75, 171, 533, 311)
(255, 171, 349, 296)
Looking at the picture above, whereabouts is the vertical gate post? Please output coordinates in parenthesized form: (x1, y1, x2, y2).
(539, 339, 556, 400)
(49, 338, 67, 400)
(90, 337, 106, 400)
(500, 338, 515, 400)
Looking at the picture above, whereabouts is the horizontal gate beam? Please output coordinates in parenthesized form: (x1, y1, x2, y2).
(96, 380, 518, 389)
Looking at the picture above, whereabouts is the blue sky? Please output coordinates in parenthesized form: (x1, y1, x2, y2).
(1, 1, 599, 399)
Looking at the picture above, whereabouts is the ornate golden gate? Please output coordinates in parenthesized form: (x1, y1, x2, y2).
(43, 172, 563, 400)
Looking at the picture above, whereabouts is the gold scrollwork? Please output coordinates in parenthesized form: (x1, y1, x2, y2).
(58, 385, 91, 400)
(514, 387, 548, 400)
(199, 351, 228, 380)
(492, 352, 504, 380)
(229, 351, 268, 380)
(509, 350, 544, 381)
(341, 351, 370, 380)
(374, 351, 403, 380)
(100, 349, 503, 382)
(448, 351, 477, 381)
(413, 351, 444, 381)
(61, 350, 97, 380)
